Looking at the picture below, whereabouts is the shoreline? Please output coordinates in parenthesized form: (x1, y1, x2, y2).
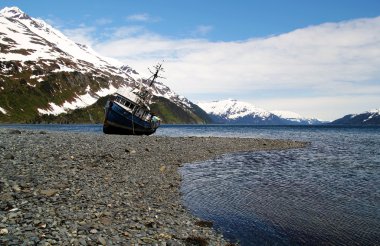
(0, 128, 307, 245)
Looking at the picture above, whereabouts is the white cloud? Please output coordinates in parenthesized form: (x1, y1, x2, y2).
(95, 18, 112, 26)
(62, 26, 97, 46)
(109, 26, 146, 38)
(65, 16, 380, 120)
(191, 25, 213, 36)
(126, 13, 159, 23)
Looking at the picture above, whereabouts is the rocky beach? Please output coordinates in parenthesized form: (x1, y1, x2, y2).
(0, 128, 306, 245)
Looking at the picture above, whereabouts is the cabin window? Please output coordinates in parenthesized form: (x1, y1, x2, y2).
(115, 95, 138, 112)
(116, 96, 125, 105)
(126, 101, 133, 110)
(126, 101, 136, 111)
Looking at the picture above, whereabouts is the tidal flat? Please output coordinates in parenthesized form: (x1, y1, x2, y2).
(0, 128, 306, 245)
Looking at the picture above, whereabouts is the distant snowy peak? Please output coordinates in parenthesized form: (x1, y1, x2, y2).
(270, 110, 322, 124)
(270, 110, 303, 119)
(348, 108, 380, 118)
(332, 108, 380, 125)
(197, 99, 280, 124)
(367, 108, 380, 114)
(198, 99, 271, 119)
(197, 99, 323, 125)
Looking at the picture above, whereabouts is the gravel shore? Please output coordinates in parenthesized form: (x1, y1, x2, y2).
(0, 128, 306, 245)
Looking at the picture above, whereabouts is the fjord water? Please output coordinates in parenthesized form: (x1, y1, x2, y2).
(174, 125, 380, 245)
(1, 124, 379, 245)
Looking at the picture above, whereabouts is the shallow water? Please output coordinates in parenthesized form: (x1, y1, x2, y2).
(178, 126, 380, 245)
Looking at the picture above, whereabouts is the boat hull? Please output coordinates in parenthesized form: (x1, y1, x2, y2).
(103, 101, 158, 135)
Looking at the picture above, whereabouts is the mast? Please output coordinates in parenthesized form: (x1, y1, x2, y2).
(136, 63, 164, 105)
(148, 63, 164, 87)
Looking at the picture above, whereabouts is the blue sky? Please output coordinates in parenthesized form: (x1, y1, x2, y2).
(5, 0, 380, 40)
(1, 0, 380, 120)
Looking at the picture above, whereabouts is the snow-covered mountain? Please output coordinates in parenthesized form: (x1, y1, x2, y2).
(198, 99, 323, 125)
(0, 7, 128, 76)
(0, 6, 207, 123)
(270, 110, 323, 125)
(331, 109, 380, 125)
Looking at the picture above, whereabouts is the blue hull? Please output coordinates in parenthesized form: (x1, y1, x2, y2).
(103, 101, 158, 135)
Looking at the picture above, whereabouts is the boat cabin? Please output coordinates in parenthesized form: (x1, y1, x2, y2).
(112, 90, 153, 123)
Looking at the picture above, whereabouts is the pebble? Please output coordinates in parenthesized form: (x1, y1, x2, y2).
(90, 229, 98, 234)
(8, 213, 18, 219)
(0, 228, 8, 235)
(7, 129, 21, 134)
(98, 236, 107, 245)
(11, 185, 20, 192)
(125, 149, 136, 154)
(0, 128, 305, 245)
(40, 189, 59, 197)
(3, 153, 14, 160)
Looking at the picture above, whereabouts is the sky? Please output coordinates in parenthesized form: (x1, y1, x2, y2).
(1, 0, 380, 120)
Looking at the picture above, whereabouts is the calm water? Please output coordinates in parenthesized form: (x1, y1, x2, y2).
(1, 124, 379, 245)
(177, 125, 380, 245)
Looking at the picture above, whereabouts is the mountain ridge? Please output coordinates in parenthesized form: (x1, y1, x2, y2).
(331, 109, 380, 125)
(197, 99, 323, 125)
(0, 6, 210, 124)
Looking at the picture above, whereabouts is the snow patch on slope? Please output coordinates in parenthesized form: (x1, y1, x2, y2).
(271, 110, 324, 124)
(270, 110, 303, 120)
(0, 107, 7, 114)
(270, 110, 307, 123)
(363, 108, 380, 123)
(367, 108, 380, 114)
(37, 103, 66, 115)
(37, 86, 120, 115)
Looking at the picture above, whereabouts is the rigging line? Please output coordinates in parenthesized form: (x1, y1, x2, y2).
(132, 110, 135, 135)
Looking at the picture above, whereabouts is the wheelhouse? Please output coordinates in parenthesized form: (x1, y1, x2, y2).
(112, 92, 153, 123)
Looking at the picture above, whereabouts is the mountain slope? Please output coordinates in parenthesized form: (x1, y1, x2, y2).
(331, 109, 380, 125)
(198, 99, 323, 125)
(198, 99, 287, 125)
(270, 110, 323, 125)
(0, 6, 209, 124)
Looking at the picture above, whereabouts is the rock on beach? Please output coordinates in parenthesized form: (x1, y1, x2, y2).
(0, 128, 306, 245)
